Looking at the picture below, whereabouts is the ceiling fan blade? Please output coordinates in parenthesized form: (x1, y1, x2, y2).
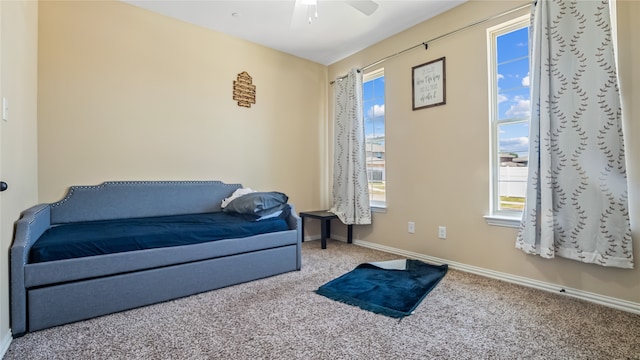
(345, 0, 379, 16)
(290, 0, 311, 29)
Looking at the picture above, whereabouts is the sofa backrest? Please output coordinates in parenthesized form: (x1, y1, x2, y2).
(50, 181, 242, 224)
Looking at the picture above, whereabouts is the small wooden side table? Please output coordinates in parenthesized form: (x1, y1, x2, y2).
(299, 210, 353, 249)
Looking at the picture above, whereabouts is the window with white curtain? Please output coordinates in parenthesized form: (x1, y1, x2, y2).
(363, 68, 386, 208)
(486, 16, 530, 226)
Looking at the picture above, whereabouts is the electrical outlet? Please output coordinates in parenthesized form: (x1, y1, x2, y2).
(438, 226, 447, 239)
(408, 222, 415, 234)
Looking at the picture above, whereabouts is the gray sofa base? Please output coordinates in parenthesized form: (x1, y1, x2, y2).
(28, 245, 297, 332)
(11, 181, 302, 337)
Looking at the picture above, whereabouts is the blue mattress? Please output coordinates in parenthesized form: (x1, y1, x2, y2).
(30, 211, 290, 263)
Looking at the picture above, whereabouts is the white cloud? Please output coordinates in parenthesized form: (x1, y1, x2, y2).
(500, 136, 529, 153)
(505, 97, 530, 118)
(367, 104, 385, 118)
(522, 72, 530, 86)
(497, 74, 504, 80)
(497, 94, 508, 104)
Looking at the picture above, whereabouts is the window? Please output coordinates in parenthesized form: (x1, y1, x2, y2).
(487, 17, 530, 226)
(363, 68, 386, 208)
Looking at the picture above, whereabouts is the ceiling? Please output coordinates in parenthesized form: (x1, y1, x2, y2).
(121, 0, 468, 65)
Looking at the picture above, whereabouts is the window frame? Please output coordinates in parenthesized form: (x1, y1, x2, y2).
(363, 68, 386, 209)
(485, 16, 530, 228)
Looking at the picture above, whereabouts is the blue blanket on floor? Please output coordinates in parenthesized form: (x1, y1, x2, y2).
(315, 259, 448, 318)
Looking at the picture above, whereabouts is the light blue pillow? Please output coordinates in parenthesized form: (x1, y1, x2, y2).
(222, 192, 288, 217)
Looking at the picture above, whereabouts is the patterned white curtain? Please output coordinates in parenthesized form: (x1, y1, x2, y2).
(516, 0, 633, 268)
(330, 69, 372, 225)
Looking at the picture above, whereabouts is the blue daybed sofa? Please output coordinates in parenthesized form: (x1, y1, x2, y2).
(10, 181, 302, 336)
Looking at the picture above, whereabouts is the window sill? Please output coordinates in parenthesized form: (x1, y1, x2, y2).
(484, 215, 521, 228)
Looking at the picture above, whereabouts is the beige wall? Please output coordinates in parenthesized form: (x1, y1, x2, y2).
(329, 0, 640, 304)
(38, 0, 328, 210)
(0, 0, 39, 345)
(2, 1, 637, 350)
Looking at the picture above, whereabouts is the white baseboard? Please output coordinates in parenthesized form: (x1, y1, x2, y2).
(351, 239, 640, 315)
(303, 235, 321, 242)
(0, 330, 12, 359)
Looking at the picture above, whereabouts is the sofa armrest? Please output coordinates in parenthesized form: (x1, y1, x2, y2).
(287, 204, 302, 270)
(11, 204, 51, 337)
(286, 204, 301, 230)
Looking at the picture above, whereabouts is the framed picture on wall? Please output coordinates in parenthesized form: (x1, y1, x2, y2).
(412, 57, 446, 110)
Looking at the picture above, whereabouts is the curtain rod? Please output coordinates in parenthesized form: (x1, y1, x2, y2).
(330, 2, 532, 84)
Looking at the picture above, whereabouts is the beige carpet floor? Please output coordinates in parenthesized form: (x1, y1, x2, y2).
(5, 240, 640, 359)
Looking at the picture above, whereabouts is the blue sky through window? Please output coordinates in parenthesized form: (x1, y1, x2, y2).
(363, 76, 385, 145)
(497, 26, 530, 157)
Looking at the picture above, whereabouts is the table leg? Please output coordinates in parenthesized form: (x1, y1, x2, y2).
(347, 224, 353, 244)
(321, 219, 329, 249)
(301, 217, 305, 242)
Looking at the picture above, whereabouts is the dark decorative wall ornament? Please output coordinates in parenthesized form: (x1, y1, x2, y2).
(233, 71, 256, 108)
